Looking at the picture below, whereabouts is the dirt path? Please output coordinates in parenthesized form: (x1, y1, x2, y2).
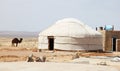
(0, 62, 119, 71)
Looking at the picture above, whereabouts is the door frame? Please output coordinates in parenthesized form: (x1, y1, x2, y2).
(47, 36, 54, 50)
(112, 36, 117, 51)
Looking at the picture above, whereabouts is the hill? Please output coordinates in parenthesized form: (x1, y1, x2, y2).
(0, 31, 39, 38)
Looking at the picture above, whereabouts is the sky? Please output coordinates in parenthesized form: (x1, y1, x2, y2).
(0, 0, 120, 32)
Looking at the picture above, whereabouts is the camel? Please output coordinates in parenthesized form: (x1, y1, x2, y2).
(12, 38, 23, 47)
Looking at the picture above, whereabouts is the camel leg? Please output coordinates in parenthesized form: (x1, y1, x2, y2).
(16, 43, 18, 47)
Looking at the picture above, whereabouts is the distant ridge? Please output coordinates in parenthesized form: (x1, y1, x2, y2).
(0, 31, 39, 38)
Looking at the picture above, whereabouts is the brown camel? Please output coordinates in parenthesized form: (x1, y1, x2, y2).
(12, 38, 23, 47)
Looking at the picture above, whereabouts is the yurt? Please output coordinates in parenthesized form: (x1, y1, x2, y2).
(38, 18, 103, 51)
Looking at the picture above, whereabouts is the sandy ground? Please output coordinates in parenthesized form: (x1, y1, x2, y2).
(0, 62, 119, 71)
(0, 47, 120, 71)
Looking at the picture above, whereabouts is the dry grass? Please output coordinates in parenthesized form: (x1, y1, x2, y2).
(0, 37, 120, 62)
(0, 37, 38, 48)
(0, 55, 27, 62)
(0, 37, 120, 70)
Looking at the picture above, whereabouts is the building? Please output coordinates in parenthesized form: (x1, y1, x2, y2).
(38, 18, 103, 51)
(98, 26, 120, 52)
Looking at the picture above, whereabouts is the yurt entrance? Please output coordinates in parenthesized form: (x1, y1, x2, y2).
(48, 36, 54, 50)
(112, 37, 117, 51)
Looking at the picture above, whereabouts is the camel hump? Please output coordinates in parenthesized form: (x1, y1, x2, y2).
(13, 38, 18, 40)
(12, 38, 23, 42)
(12, 38, 18, 42)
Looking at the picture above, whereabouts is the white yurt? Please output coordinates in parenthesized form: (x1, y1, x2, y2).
(38, 18, 103, 51)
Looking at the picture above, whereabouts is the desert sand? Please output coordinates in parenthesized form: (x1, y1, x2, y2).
(0, 37, 120, 71)
(0, 46, 119, 71)
(0, 62, 119, 71)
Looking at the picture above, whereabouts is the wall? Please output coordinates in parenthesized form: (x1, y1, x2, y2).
(99, 30, 120, 51)
(116, 39, 120, 51)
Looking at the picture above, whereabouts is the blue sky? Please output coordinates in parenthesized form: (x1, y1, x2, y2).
(0, 0, 120, 32)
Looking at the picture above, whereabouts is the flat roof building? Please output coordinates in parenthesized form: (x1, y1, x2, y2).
(98, 26, 120, 52)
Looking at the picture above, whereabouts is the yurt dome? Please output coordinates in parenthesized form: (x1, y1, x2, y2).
(38, 18, 103, 51)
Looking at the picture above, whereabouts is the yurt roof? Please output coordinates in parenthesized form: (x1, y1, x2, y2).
(39, 18, 102, 38)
